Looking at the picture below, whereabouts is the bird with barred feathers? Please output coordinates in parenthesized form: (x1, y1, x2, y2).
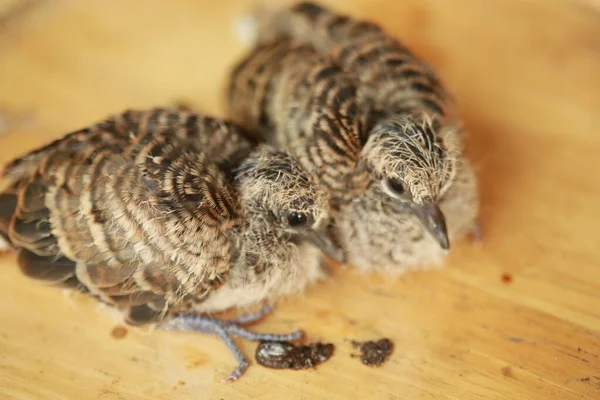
(232, 1, 479, 272)
(0, 108, 342, 381)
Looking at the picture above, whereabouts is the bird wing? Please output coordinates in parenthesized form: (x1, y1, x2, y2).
(228, 39, 370, 208)
(0, 109, 247, 325)
(3, 108, 256, 183)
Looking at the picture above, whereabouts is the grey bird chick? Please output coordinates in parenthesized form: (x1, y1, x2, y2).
(248, 2, 479, 270)
(0, 108, 341, 381)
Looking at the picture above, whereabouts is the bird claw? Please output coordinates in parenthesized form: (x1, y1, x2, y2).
(222, 359, 249, 383)
(161, 305, 302, 382)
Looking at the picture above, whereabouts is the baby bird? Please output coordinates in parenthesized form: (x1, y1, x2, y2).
(0, 108, 341, 381)
(247, 1, 479, 271)
(231, 4, 461, 251)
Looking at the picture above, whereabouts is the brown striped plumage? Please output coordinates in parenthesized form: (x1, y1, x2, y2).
(2, 109, 252, 313)
(0, 108, 340, 380)
(228, 39, 370, 210)
(258, 2, 456, 118)
(230, 4, 459, 248)
(243, 1, 479, 269)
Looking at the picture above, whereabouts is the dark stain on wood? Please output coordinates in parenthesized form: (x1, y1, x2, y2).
(351, 338, 393, 367)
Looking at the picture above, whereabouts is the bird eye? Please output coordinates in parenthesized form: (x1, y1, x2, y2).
(384, 178, 405, 195)
(287, 211, 308, 227)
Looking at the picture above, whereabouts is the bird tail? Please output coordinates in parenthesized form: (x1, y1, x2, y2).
(244, 2, 337, 50)
(242, 1, 389, 59)
(230, 0, 316, 48)
(232, 8, 262, 48)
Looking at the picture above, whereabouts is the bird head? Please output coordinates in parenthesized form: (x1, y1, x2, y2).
(235, 145, 344, 263)
(361, 114, 459, 249)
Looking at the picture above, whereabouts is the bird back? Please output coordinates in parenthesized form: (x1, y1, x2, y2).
(0, 109, 251, 325)
(228, 39, 370, 209)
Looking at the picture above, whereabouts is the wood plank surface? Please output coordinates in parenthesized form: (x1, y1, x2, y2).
(0, 1, 599, 399)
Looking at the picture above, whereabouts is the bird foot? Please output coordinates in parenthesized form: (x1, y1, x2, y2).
(160, 304, 303, 382)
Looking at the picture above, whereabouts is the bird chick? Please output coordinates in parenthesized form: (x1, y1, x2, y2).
(0, 108, 341, 381)
(230, 4, 465, 249)
(248, 1, 479, 270)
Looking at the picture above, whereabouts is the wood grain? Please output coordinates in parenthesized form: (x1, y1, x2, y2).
(0, 1, 599, 399)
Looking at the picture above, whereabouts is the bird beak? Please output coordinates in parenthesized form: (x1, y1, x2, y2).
(303, 231, 346, 264)
(413, 203, 450, 250)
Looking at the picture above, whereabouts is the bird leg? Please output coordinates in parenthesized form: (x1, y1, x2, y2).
(225, 303, 274, 325)
(160, 304, 303, 382)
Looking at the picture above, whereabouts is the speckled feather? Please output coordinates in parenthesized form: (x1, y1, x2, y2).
(228, 39, 371, 210)
(0, 108, 333, 324)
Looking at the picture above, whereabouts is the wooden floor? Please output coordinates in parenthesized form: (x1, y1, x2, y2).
(0, 1, 599, 399)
